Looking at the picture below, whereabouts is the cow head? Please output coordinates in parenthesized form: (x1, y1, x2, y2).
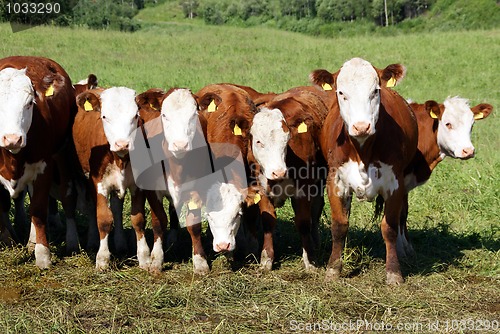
(0, 68, 35, 153)
(250, 108, 290, 180)
(160, 88, 199, 158)
(136, 88, 164, 122)
(205, 182, 246, 253)
(426, 97, 493, 159)
(310, 58, 406, 145)
(77, 87, 139, 157)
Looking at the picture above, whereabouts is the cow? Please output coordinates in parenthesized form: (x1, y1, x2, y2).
(394, 97, 493, 256)
(132, 88, 213, 274)
(0, 56, 76, 268)
(195, 84, 260, 257)
(310, 57, 418, 284)
(74, 74, 98, 95)
(73, 86, 152, 271)
(249, 86, 329, 271)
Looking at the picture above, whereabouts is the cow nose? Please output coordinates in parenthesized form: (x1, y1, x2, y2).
(3, 134, 22, 149)
(215, 242, 231, 252)
(461, 147, 475, 159)
(114, 140, 130, 152)
(352, 122, 371, 136)
(271, 169, 287, 179)
(173, 141, 189, 151)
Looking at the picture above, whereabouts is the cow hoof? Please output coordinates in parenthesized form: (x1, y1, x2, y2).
(95, 250, 111, 271)
(324, 268, 341, 282)
(259, 249, 273, 271)
(148, 262, 162, 275)
(386, 272, 404, 285)
(34, 244, 51, 269)
(192, 254, 210, 275)
(26, 241, 36, 253)
(304, 264, 318, 273)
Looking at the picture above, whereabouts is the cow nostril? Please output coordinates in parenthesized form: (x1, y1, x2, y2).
(272, 169, 286, 179)
(462, 147, 475, 158)
(3, 134, 22, 148)
(216, 242, 230, 252)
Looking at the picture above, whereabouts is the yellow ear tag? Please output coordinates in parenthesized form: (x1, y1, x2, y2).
(429, 111, 438, 119)
(45, 85, 54, 97)
(233, 124, 242, 136)
(149, 103, 157, 111)
(297, 122, 307, 134)
(84, 100, 93, 111)
(207, 100, 217, 112)
(386, 77, 396, 88)
(188, 200, 199, 210)
(254, 193, 261, 205)
(473, 112, 484, 120)
(322, 83, 333, 91)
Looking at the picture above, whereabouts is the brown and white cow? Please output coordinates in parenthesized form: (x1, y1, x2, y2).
(132, 88, 213, 274)
(394, 97, 493, 256)
(310, 57, 418, 284)
(0, 56, 76, 268)
(73, 86, 151, 271)
(249, 86, 329, 271)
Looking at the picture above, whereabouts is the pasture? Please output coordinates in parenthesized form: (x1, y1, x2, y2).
(0, 22, 499, 333)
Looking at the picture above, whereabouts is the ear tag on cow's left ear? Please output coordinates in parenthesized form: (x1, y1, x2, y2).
(474, 112, 484, 120)
(208, 100, 217, 112)
(188, 199, 200, 210)
(45, 84, 54, 97)
(84, 100, 93, 111)
(254, 193, 261, 205)
(298, 122, 307, 133)
(149, 103, 157, 111)
(322, 83, 333, 91)
(429, 111, 438, 119)
(233, 124, 242, 136)
(386, 77, 396, 88)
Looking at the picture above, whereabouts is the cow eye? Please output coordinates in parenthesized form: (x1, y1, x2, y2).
(256, 140, 264, 148)
(101, 115, 106, 120)
(445, 122, 453, 129)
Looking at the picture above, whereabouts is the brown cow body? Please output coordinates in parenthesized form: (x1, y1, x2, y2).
(0, 56, 76, 268)
(311, 59, 418, 284)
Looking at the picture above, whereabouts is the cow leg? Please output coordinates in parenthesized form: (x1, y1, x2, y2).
(0, 188, 17, 246)
(95, 192, 114, 271)
(291, 196, 317, 271)
(397, 193, 414, 258)
(310, 187, 325, 251)
(145, 191, 167, 273)
(57, 182, 80, 255)
(166, 200, 179, 248)
(13, 189, 28, 243)
(186, 209, 209, 275)
(325, 174, 351, 281)
(110, 193, 127, 255)
(30, 166, 53, 269)
(47, 195, 63, 231)
(130, 188, 151, 271)
(382, 190, 405, 285)
(84, 181, 99, 252)
(258, 195, 276, 271)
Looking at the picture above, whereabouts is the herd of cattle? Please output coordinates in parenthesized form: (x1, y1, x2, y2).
(0, 56, 493, 284)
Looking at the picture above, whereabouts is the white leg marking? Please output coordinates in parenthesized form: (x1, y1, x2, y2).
(34, 243, 51, 269)
(302, 248, 317, 272)
(192, 253, 209, 275)
(136, 235, 151, 270)
(27, 222, 36, 252)
(150, 237, 164, 273)
(260, 249, 273, 271)
(96, 234, 111, 271)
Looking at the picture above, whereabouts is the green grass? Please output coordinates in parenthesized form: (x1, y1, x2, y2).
(0, 23, 499, 333)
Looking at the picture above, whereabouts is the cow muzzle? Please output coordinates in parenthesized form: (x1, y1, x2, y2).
(459, 147, 475, 160)
(2, 134, 24, 153)
(112, 140, 130, 157)
(351, 122, 372, 137)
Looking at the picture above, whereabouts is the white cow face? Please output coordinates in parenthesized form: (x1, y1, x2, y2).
(336, 58, 380, 144)
(205, 182, 245, 253)
(250, 108, 290, 180)
(435, 97, 492, 159)
(161, 89, 198, 158)
(0, 68, 35, 154)
(100, 87, 139, 157)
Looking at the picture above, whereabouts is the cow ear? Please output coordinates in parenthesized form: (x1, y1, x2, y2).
(230, 117, 250, 137)
(244, 185, 262, 207)
(198, 92, 221, 113)
(471, 103, 493, 120)
(424, 100, 442, 119)
(76, 91, 101, 113)
(309, 69, 336, 91)
(36, 72, 67, 99)
(136, 88, 165, 112)
(379, 63, 406, 88)
(87, 74, 98, 89)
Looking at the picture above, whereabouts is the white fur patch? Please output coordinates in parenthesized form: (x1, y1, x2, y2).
(96, 234, 111, 271)
(97, 161, 128, 198)
(251, 108, 289, 180)
(150, 237, 164, 272)
(335, 160, 398, 201)
(0, 161, 47, 198)
(34, 243, 51, 269)
(192, 253, 209, 275)
(0, 68, 34, 151)
(100, 87, 138, 153)
(438, 96, 476, 158)
(336, 58, 380, 142)
(136, 235, 151, 270)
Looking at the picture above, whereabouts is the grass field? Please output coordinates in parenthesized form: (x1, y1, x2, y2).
(0, 22, 498, 333)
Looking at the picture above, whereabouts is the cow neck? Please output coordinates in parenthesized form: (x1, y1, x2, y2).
(111, 152, 130, 170)
(424, 119, 443, 171)
(0, 148, 25, 180)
